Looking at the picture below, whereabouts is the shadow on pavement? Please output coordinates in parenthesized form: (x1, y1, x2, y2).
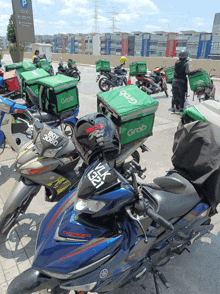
(0, 162, 18, 187)
(0, 213, 45, 262)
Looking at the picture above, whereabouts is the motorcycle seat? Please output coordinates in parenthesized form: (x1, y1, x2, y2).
(143, 173, 202, 221)
(32, 111, 57, 122)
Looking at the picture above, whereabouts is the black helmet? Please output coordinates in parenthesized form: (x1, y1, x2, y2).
(179, 50, 189, 60)
(67, 59, 73, 64)
(73, 113, 121, 165)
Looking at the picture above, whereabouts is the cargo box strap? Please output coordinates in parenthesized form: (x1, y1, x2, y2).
(121, 106, 158, 121)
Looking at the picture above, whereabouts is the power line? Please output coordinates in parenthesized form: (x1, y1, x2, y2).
(107, 7, 120, 33)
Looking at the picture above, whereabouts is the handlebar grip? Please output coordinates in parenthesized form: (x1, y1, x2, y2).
(146, 207, 174, 231)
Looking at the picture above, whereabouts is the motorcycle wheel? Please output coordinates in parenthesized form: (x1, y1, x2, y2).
(0, 197, 30, 234)
(59, 122, 75, 138)
(124, 77, 128, 86)
(72, 72, 81, 82)
(99, 77, 110, 92)
(163, 83, 169, 97)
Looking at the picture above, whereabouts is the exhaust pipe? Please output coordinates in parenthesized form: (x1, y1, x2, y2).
(142, 86, 153, 94)
(104, 79, 115, 87)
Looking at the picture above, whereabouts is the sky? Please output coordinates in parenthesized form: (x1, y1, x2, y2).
(0, 0, 217, 37)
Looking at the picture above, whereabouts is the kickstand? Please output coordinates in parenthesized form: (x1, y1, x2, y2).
(153, 271, 162, 294)
(151, 268, 170, 294)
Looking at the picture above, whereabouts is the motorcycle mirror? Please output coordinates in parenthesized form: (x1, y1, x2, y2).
(26, 86, 39, 106)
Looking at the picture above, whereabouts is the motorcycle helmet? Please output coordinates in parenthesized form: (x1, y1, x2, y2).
(120, 56, 128, 64)
(67, 58, 73, 64)
(73, 113, 121, 165)
(179, 50, 190, 60)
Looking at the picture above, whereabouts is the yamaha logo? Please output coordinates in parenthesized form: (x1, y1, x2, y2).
(127, 124, 147, 136)
(100, 269, 108, 279)
(61, 95, 74, 104)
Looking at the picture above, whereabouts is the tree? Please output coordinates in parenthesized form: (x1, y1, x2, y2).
(6, 14, 26, 51)
(7, 15, 16, 44)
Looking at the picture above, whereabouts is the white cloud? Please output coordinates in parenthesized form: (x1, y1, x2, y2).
(159, 19, 169, 24)
(37, 0, 54, 4)
(194, 17, 205, 27)
(116, 13, 139, 23)
(62, 0, 88, 6)
(0, 1, 10, 8)
(0, 14, 10, 22)
(145, 24, 161, 31)
(110, 0, 160, 14)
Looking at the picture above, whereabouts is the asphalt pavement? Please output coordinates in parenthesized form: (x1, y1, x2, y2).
(0, 55, 220, 294)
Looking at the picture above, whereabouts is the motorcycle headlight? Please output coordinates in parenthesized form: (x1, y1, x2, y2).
(0, 101, 11, 113)
(75, 199, 107, 214)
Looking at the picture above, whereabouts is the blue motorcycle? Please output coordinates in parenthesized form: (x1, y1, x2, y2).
(7, 132, 216, 294)
(0, 88, 78, 154)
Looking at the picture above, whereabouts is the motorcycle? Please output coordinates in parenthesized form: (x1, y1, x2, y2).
(57, 58, 81, 82)
(35, 54, 54, 76)
(135, 62, 168, 97)
(193, 68, 216, 103)
(6, 119, 217, 294)
(0, 87, 78, 155)
(96, 64, 128, 92)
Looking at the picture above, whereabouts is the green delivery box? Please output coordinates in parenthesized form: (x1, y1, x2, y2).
(37, 60, 51, 71)
(96, 59, 111, 72)
(22, 61, 36, 72)
(4, 62, 24, 73)
(20, 69, 50, 106)
(97, 85, 158, 145)
(129, 61, 147, 76)
(38, 74, 79, 117)
(188, 70, 210, 91)
(164, 66, 174, 83)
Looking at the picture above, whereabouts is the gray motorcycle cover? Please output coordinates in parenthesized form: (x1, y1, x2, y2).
(171, 120, 220, 213)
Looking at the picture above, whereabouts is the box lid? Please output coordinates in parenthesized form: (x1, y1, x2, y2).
(5, 62, 23, 69)
(37, 74, 78, 93)
(95, 59, 110, 64)
(20, 69, 50, 83)
(3, 70, 17, 80)
(98, 85, 158, 121)
(22, 61, 36, 71)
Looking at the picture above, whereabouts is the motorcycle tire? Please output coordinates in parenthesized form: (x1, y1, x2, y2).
(99, 77, 110, 92)
(124, 77, 128, 86)
(72, 72, 81, 82)
(0, 196, 33, 234)
(58, 121, 75, 139)
(163, 83, 169, 97)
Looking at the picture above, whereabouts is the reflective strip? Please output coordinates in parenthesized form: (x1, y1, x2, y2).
(54, 82, 78, 91)
(121, 106, 158, 121)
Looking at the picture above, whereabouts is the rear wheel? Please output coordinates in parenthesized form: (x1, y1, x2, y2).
(163, 82, 169, 97)
(124, 77, 128, 86)
(72, 72, 81, 82)
(99, 77, 110, 92)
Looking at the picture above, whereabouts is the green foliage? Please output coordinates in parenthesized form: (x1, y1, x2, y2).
(6, 15, 27, 52)
(0, 53, 3, 60)
(7, 15, 16, 44)
(8, 44, 27, 51)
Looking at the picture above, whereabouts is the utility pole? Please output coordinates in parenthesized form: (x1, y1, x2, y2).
(107, 7, 120, 33)
(93, 1, 100, 34)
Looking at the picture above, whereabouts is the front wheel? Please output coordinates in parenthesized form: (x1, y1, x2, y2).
(0, 197, 31, 234)
(124, 77, 128, 86)
(99, 77, 110, 92)
(59, 121, 75, 138)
